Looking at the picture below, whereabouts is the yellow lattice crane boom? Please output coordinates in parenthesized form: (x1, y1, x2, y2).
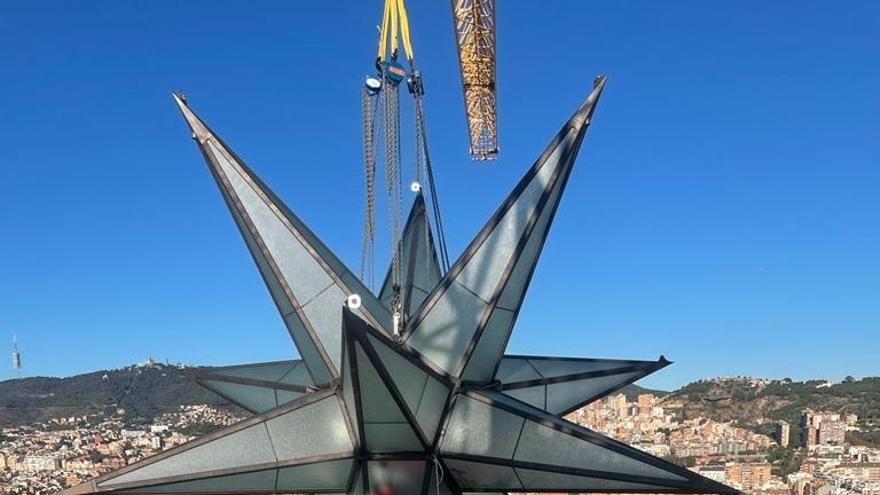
(451, 0, 498, 160)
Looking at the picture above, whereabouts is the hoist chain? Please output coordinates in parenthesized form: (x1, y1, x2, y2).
(360, 86, 378, 289)
(413, 91, 451, 272)
(383, 74, 404, 333)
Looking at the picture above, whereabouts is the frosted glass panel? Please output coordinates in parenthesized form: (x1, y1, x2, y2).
(516, 467, 671, 491)
(278, 361, 314, 386)
(367, 461, 425, 494)
(461, 308, 514, 382)
(441, 396, 523, 458)
(545, 371, 642, 415)
(276, 458, 353, 492)
(503, 385, 546, 410)
(364, 423, 421, 451)
(445, 458, 522, 490)
(496, 357, 541, 382)
(409, 281, 487, 373)
(133, 469, 276, 493)
(212, 362, 296, 382)
(368, 334, 429, 412)
(101, 422, 275, 486)
(529, 358, 636, 378)
(266, 395, 353, 460)
(515, 420, 687, 481)
(201, 380, 278, 413)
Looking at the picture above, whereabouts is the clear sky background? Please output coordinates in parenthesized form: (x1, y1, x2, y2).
(1, 2, 877, 390)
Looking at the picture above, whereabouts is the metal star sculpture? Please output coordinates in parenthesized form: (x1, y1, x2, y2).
(66, 77, 737, 495)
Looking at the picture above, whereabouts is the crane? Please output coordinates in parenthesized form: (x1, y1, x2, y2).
(451, 0, 498, 160)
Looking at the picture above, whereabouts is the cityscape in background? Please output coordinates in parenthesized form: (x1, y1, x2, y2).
(1, 361, 877, 495)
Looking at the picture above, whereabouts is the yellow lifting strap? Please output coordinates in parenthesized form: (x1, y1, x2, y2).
(377, 0, 415, 63)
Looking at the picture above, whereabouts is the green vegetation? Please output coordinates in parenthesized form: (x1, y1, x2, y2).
(670, 377, 880, 448)
(0, 364, 235, 427)
(767, 446, 801, 477)
(180, 422, 226, 437)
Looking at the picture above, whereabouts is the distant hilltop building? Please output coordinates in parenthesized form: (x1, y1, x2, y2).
(701, 376, 773, 388)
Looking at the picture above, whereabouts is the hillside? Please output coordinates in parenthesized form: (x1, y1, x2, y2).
(0, 364, 662, 427)
(0, 363, 230, 427)
(665, 377, 880, 447)
(5, 365, 876, 448)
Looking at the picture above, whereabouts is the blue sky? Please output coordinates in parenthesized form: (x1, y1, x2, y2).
(1, 2, 877, 390)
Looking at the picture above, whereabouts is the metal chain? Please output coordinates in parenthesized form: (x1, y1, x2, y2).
(413, 92, 451, 272)
(360, 86, 378, 289)
(382, 74, 403, 333)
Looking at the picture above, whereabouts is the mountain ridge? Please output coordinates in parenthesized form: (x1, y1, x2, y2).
(3, 364, 878, 449)
(0, 361, 665, 427)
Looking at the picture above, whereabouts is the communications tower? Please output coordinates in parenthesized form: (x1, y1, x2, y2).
(11, 333, 22, 377)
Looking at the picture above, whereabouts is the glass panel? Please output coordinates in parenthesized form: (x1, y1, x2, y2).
(415, 376, 450, 441)
(278, 360, 314, 386)
(461, 308, 514, 382)
(383, 197, 442, 319)
(407, 206, 442, 315)
(200, 380, 278, 413)
(367, 334, 429, 415)
(455, 133, 570, 302)
(444, 458, 522, 490)
(368, 332, 452, 444)
(266, 395, 353, 460)
(283, 312, 332, 385)
(354, 343, 422, 451)
(496, 357, 541, 382)
(528, 357, 639, 379)
(355, 344, 405, 423)
(515, 467, 671, 491)
(341, 342, 360, 441)
(101, 422, 275, 486)
(367, 461, 426, 494)
(276, 458, 354, 492)
(211, 140, 331, 305)
(275, 389, 304, 407)
(503, 385, 546, 410)
(209, 140, 392, 373)
(134, 469, 277, 493)
(545, 371, 643, 415)
(496, 166, 563, 312)
(514, 420, 687, 481)
(440, 395, 523, 459)
(363, 423, 422, 452)
(212, 157, 296, 320)
(409, 281, 487, 374)
(212, 362, 296, 382)
(300, 283, 348, 372)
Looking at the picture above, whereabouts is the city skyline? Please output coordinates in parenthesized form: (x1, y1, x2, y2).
(1, 1, 878, 390)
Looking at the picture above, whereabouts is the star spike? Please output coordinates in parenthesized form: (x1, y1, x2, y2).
(378, 192, 443, 320)
(439, 389, 739, 494)
(196, 360, 318, 414)
(172, 94, 392, 386)
(63, 390, 358, 494)
(404, 76, 608, 383)
(497, 355, 671, 415)
(340, 306, 452, 453)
